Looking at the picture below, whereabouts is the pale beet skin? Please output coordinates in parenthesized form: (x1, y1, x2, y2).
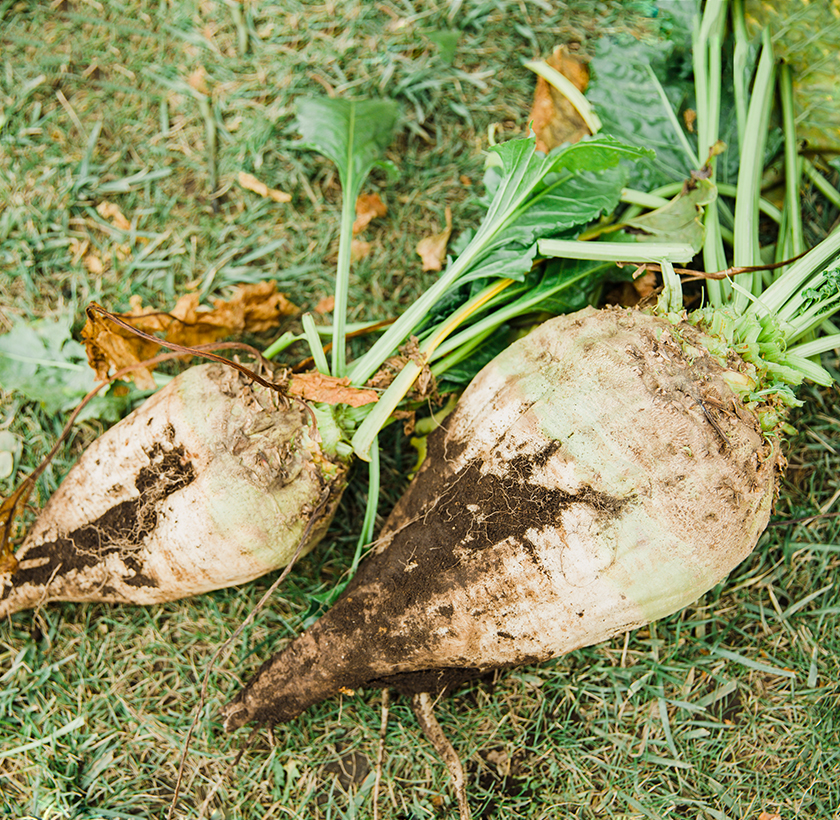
(222, 307, 780, 730)
(1, 363, 348, 616)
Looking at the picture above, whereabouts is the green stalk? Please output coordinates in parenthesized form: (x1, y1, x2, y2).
(301, 313, 330, 375)
(756, 229, 840, 318)
(348, 438, 380, 577)
(732, 29, 775, 311)
(731, 0, 749, 154)
(780, 62, 804, 265)
(620, 189, 671, 211)
(523, 60, 603, 134)
(331, 182, 356, 377)
(695, 2, 727, 306)
(351, 278, 514, 458)
(802, 159, 840, 210)
(538, 239, 695, 264)
(430, 325, 498, 378)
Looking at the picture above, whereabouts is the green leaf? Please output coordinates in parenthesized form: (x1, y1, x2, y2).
(295, 97, 400, 202)
(463, 166, 627, 283)
(587, 34, 699, 190)
(0, 317, 139, 421)
(295, 96, 400, 377)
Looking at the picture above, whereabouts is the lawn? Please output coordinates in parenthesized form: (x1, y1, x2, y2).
(2, 1, 840, 819)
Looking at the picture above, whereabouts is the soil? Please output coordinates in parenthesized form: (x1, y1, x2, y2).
(340, 419, 629, 697)
(6, 439, 196, 593)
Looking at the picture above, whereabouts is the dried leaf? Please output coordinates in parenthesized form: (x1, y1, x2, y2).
(416, 206, 452, 272)
(758, 813, 782, 820)
(353, 192, 387, 234)
(83, 253, 105, 274)
(96, 201, 132, 231)
(314, 295, 335, 314)
(288, 372, 379, 407)
(0, 478, 33, 574)
(82, 282, 299, 389)
(238, 171, 292, 203)
(351, 239, 372, 261)
(187, 65, 210, 96)
(528, 46, 591, 153)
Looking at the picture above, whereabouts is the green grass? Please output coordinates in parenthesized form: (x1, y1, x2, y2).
(2, 2, 840, 819)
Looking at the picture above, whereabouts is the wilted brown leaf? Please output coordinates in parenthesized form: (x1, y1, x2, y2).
(288, 372, 379, 407)
(82, 282, 299, 389)
(238, 171, 292, 203)
(416, 206, 452, 272)
(353, 192, 387, 234)
(528, 46, 590, 153)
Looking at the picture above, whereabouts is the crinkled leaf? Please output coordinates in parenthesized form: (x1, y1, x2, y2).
(625, 177, 717, 251)
(0, 318, 137, 421)
(0, 318, 96, 415)
(295, 98, 400, 200)
(588, 35, 698, 190)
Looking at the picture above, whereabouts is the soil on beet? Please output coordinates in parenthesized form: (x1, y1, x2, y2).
(4, 438, 196, 595)
(231, 417, 632, 725)
(350, 419, 631, 694)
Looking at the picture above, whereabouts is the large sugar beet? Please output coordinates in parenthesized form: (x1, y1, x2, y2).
(222, 307, 780, 729)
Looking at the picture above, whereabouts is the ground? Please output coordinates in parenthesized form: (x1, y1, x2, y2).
(1, 1, 840, 819)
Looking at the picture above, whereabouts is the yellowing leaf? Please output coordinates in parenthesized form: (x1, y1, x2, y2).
(416, 206, 452, 272)
(288, 372, 379, 407)
(353, 192, 387, 234)
(238, 171, 292, 203)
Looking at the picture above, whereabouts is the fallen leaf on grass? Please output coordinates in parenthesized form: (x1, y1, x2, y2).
(83, 253, 105, 274)
(238, 171, 292, 203)
(82, 282, 299, 390)
(187, 65, 210, 96)
(288, 372, 378, 407)
(96, 202, 132, 231)
(758, 813, 782, 820)
(314, 295, 335, 314)
(416, 206, 452, 271)
(528, 46, 591, 152)
(351, 239, 372, 262)
(353, 192, 387, 234)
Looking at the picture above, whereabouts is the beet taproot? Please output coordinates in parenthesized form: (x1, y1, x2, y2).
(0, 362, 348, 616)
(221, 307, 780, 730)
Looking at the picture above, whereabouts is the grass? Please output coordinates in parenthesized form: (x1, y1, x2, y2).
(2, 1, 840, 818)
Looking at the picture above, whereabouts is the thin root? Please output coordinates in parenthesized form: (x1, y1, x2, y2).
(372, 688, 390, 820)
(411, 692, 471, 820)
